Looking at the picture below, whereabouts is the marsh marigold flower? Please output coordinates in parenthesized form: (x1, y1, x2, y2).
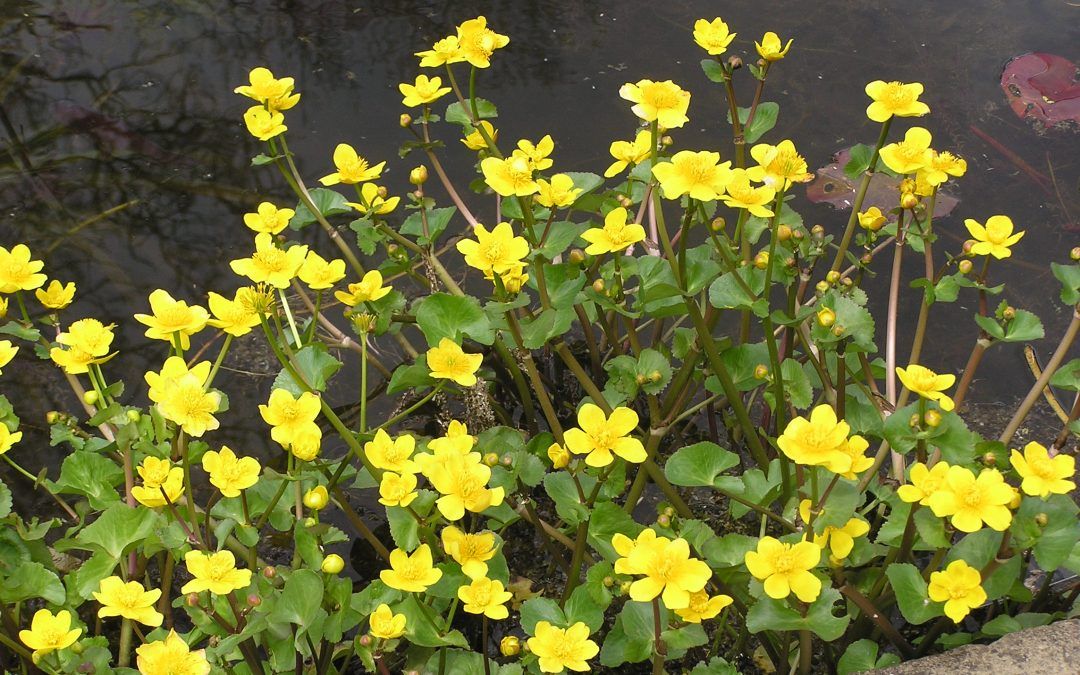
(864, 81, 930, 123)
(416, 35, 464, 68)
(202, 445, 260, 498)
(564, 402, 646, 467)
(527, 621, 599, 674)
(547, 442, 570, 469)
(136, 629, 210, 675)
(928, 560, 986, 623)
(230, 233, 308, 289)
(461, 120, 497, 151)
(35, 280, 75, 310)
(653, 150, 733, 201)
(379, 471, 419, 508)
(927, 466, 1014, 532)
(480, 154, 539, 197)
(260, 388, 322, 452)
(426, 337, 483, 386)
(319, 143, 385, 186)
(152, 359, 221, 437)
(368, 604, 407, 640)
(897, 461, 951, 505)
(747, 140, 813, 189)
(858, 206, 887, 231)
(964, 215, 1024, 259)
(879, 127, 933, 175)
(799, 500, 870, 561)
(365, 429, 419, 474)
(243, 201, 294, 234)
(442, 525, 496, 579)
(694, 18, 736, 55)
(459, 576, 512, 619)
(612, 530, 712, 609)
(243, 106, 286, 141)
(181, 550, 251, 595)
(777, 404, 861, 474)
(755, 31, 793, 61)
(580, 206, 646, 256)
(134, 289, 209, 350)
(722, 168, 776, 217)
(93, 576, 163, 627)
(604, 130, 653, 178)
(455, 16, 510, 68)
(896, 364, 955, 411)
(334, 270, 391, 306)
(0, 424, 21, 456)
(347, 183, 400, 216)
(1010, 441, 1076, 498)
(535, 174, 581, 208)
(424, 451, 505, 520)
(19, 609, 81, 661)
(234, 67, 300, 112)
(132, 456, 184, 507)
(399, 74, 452, 107)
(380, 543, 443, 593)
(919, 150, 967, 187)
(620, 79, 691, 129)
(0, 244, 46, 293)
(745, 536, 821, 601)
(207, 287, 262, 337)
(0, 340, 16, 375)
(515, 135, 555, 171)
(457, 222, 530, 278)
(675, 589, 733, 623)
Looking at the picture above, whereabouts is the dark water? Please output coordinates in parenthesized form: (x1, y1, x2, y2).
(1, 0, 1078, 510)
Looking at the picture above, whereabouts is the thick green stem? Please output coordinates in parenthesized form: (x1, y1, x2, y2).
(830, 119, 892, 272)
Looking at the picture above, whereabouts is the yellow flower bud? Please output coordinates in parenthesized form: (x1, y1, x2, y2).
(816, 308, 836, 327)
(982, 452, 997, 466)
(815, 280, 830, 294)
(321, 554, 345, 574)
(900, 193, 920, 209)
(1035, 512, 1048, 527)
(592, 279, 605, 293)
(958, 259, 973, 274)
(923, 409, 942, 427)
(832, 325, 845, 337)
(811, 224, 825, 238)
(711, 217, 727, 232)
(409, 166, 428, 185)
(83, 390, 99, 406)
(483, 452, 500, 467)
(568, 249, 586, 265)
(547, 442, 570, 469)
(826, 270, 841, 284)
(754, 364, 770, 380)
(126, 409, 142, 423)
(303, 485, 330, 511)
(777, 224, 793, 241)
(1002, 306, 1016, 321)
(754, 251, 770, 270)
(399, 114, 413, 128)
(1071, 247, 1080, 261)
(500, 636, 521, 657)
(899, 178, 917, 195)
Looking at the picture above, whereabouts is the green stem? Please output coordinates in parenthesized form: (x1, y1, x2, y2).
(206, 334, 233, 390)
(652, 597, 667, 675)
(830, 118, 892, 272)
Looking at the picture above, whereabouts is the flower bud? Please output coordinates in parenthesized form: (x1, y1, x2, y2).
(899, 178, 917, 195)
(656, 514, 671, 527)
(792, 228, 805, 240)
(262, 566, 277, 579)
(754, 251, 770, 270)
(501, 454, 513, 467)
(1035, 512, 1048, 527)
(958, 259, 973, 274)
(1071, 247, 1080, 261)
(1003, 306, 1016, 321)
(186, 593, 200, 607)
(483, 452, 500, 467)
(962, 240, 975, 254)
(592, 279, 605, 293)
(909, 413, 922, 428)
(811, 224, 825, 238)
(861, 253, 873, 265)
(662, 506, 675, 518)
(46, 411, 60, 424)
(649, 370, 662, 382)
(500, 636, 522, 657)
(635, 373, 649, 385)
(982, 452, 997, 466)
(304, 516, 317, 527)
(303, 485, 329, 511)
(126, 409, 142, 423)
(727, 55, 743, 69)
(602, 575, 615, 587)
(831, 325, 845, 337)
(376, 186, 388, 200)
(660, 135, 673, 147)
(618, 195, 634, 208)
(321, 554, 345, 575)
(83, 390, 99, 406)
(358, 634, 373, 647)
(825, 270, 841, 284)
(816, 308, 836, 328)
(841, 277, 853, 288)
(923, 409, 942, 428)
(619, 581, 632, 596)
(568, 248, 586, 265)
(399, 114, 413, 128)
(777, 224, 792, 241)
(1009, 491, 1022, 509)
(900, 193, 919, 209)
(754, 364, 770, 380)
(711, 217, 726, 232)
(247, 593, 262, 607)
(815, 280, 830, 294)
(785, 257, 796, 268)
(409, 166, 428, 185)
(547, 443, 570, 469)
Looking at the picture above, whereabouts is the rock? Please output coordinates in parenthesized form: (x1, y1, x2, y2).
(874, 619, 1080, 674)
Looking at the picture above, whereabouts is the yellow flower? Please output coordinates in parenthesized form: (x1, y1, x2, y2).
(378, 471, 419, 508)
(399, 74, 452, 107)
(858, 206, 887, 231)
(0, 339, 18, 374)
(181, 550, 252, 595)
(879, 126, 933, 175)
(230, 233, 308, 289)
(207, 287, 262, 336)
(564, 403, 645, 467)
(580, 207, 646, 256)
(458, 576, 512, 619)
(693, 18, 736, 55)
(745, 536, 821, 601)
(619, 79, 691, 129)
(864, 81, 930, 123)
(674, 589, 733, 623)
(964, 215, 1024, 259)
(132, 456, 185, 507)
(527, 621, 599, 674)
(927, 466, 1014, 532)
(50, 318, 116, 374)
(134, 289, 209, 350)
(19, 609, 81, 661)
(0, 244, 46, 293)
(456, 222, 531, 278)
(747, 140, 813, 189)
(234, 67, 300, 112)
(426, 337, 483, 387)
(287, 425, 322, 462)
(534, 174, 581, 209)
(319, 143, 386, 186)
(243, 105, 286, 141)
(498, 265, 529, 294)
(153, 361, 221, 437)
(93, 576, 163, 627)
(423, 451, 505, 521)
(0, 296, 7, 318)
(614, 531, 712, 609)
(334, 270, 392, 306)
(919, 150, 967, 187)
(260, 388, 322, 450)
(722, 168, 776, 217)
(896, 364, 955, 411)
(0, 423, 21, 455)
(755, 31, 793, 61)
(368, 603, 407, 640)
(365, 429, 419, 474)
(35, 280, 75, 310)
(928, 560, 986, 623)
(202, 445, 260, 498)
(480, 154, 539, 197)
(416, 35, 465, 68)
(515, 135, 555, 171)
(604, 130, 653, 178)
(1010, 441, 1075, 497)
(652, 150, 733, 201)
(776, 404, 859, 474)
(243, 201, 294, 235)
(455, 16, 510, 68)
(547, 442, 570, 469)
(897, 461, 952, 505)
(145, 357, 203, 403)
(135, 629, 210, 675)
(347, 183, 400, 216)
(461, 120, 497, 151)
(798, 500, 869, 561)
(441, 525, 496, 579)
(835, 435, 873, 480)
(380, 544, 443, 593)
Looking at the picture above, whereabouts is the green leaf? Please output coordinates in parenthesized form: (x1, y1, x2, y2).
(78, 504, 160, 559)
(725, 103, 779, 144)
(386, 358, 435, 395)
(745, 587, 848, 640)
(1050, 358, 1080, 392)
(251, 153, 280, 166)
(274, 344, 342, 394)
(534, 221, 589, 260)
(708, 266, 764, 311)
(843, 144, 874, 181)
(700, 58, 727, 83)
(837, 638, 901, 674)
(664, 442, 740, 488)
(519, 308, 575, 349)
(689, 657, 741, 675)
(701, 533, 757, 569)
(587, 502, 644, 561)
(885, 563, 939, 625)
(0, 478, 10, 519)
(65, 551, 119, 602)
(543, 472, 590, 526)
(980, 612, 1051, 637)
(445, 99, 498, 126)
(599, 601, 655, 666)
(0, 561, 65, 604)
(0, 321, 41, 342)
(415, 293, 495, 346)
(520, 597, 566, 633)
(386, 491, 436, 551)
(564, 584, 605, 632)
(400, 206, 456, 247)
(272, 569, 324, 626)
(812, 293, 876, 352)
(1052, 262, 1080, 305)
(291, 188, 351, 229)
(48, 452, 124, 510)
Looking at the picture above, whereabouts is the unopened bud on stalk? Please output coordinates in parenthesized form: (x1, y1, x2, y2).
(728, 55, 743, 69)
(603, 575, 615, 587)
(861, 253, 873, 265)
(899, 178, 917, 195)
(756, 58, 766, 68)
(649, 370, 662, 382)
(754, 364, 770, 380)
(399, 114, 412, 128)
(815, 280, 830, 294)
(1072, 247, 1080, 261)
(409, 166, 428, 185)
(1003, 306, 1016, 320)
(792, 228, 804, 240)
(83, 390, 99, 406)
(1009, 491, 1021, 509)
(247, 593, 261, 607)
(126, 409, 141, 423)
(358, 634, 373, 647)
(923, 409, 942, 427)
(962, 240, 975, 254)
(619, 581, 632, 595)
(785, 257, 796, 268)
(958, 259, 973, 274)
(811, 224, 825, 238)
(303, 516, 317, 527)
(711, 217, 726, 232)
(186, 593, 200, 607)
(568, 248, 586, 265)
(831, 325, 845, 337)
(657, 514, 671, 527)
(46, 411, 60, 424)
(816, 308, 836, 328)
(1035, 512, 1049, 527)
(592, 279, 605, 293)
(754, 251, 770, 269)
(909, 413, 922, 428)
(618, 195, 633, 208)
(501, 454, 513, 467)
(262, 566, 278, 579)
(303, 485, 329, 510)
(376, 186, 388, 199)
(635, 373, 648, 385)
(982, 452, 997, 466)
(900, 193, 920, 209)
(663, 506, 675, 518)
(777, 224, 792, 241)
(321, 554, 345, 574)
(661, 135, 673, 147)
(483, 452, 500, 467)
(500, 636, 522, 657)
(826, 270, 841, 284)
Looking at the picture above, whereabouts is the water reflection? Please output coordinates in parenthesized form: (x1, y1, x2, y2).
(1, 0, 1077, 510)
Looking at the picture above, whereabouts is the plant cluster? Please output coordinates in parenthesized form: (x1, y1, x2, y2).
(1, 13, 1079, 675)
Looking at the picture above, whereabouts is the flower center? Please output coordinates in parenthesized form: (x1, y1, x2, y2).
(773, 551, 795, 573)
(886, 86, 913, 107)
(253, 249, 288, 273)
(960, 486, 983, 507)
(645, 86, 679, 110)
(1032, 458, 1056, 478)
